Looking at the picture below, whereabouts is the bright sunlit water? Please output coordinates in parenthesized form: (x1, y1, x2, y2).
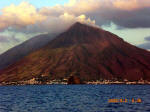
(0, 85, 150, 112)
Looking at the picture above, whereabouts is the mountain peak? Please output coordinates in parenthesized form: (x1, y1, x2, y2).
(48, 22, 105, 48)
(72, 22, 83, 26)
(69, 22, 96, 31)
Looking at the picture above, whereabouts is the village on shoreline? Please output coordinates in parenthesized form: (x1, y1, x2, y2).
(1, 77, 150, 86)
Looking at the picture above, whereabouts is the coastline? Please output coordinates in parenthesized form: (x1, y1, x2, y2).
(1, 79, 150, 86)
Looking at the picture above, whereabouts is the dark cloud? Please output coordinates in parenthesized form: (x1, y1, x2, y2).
(0, 36, 9, 42)
(138, 36, 150, 49)
(87, 7, 150, 29)
(138, 43, 150, 50)
(0, 36, 9, 43)
(112, 8, 150, 28)
(0, 35, 20, 43)
(144, 36, 150, 41)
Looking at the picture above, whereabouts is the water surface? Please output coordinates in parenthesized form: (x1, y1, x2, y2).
(0, 85, 150, 112)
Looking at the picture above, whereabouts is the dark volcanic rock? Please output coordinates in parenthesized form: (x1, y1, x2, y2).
(1, 22, 150, 83)
(67, 75, 82, 84)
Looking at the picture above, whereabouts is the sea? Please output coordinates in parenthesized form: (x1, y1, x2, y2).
(0, 85, 150, 112)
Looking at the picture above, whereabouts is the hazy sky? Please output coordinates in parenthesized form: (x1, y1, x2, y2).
(0, 0, 69, 8)
(0, 0, 150, 54)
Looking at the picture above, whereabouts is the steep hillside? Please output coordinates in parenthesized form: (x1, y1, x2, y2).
(0, 33, 57, 70)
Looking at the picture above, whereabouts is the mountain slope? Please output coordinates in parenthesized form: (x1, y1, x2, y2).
(0, 33, 57, 70)
(1, 22, 150, 83)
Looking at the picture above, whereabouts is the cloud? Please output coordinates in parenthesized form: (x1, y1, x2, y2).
(38, 0, 150, 29)
(0, 34, 20, 54)
(113, 0, 150, 11)
(0, 0, 150, 34)
(45, 0, 150, 28)
(9, 12, 96, 34)
(0, 1, 96, 33)
(144, 36, 150, 41)
(0, 30, 42, 54)
(138, 43, 150, 50)
(0, 36, 10, 43)
(0, 2, 46, 31)
(67, 0, 150, 28)
(138, 36, 150, 50)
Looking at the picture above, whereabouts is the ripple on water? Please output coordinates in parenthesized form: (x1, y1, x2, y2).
(0, 85, 150, 112)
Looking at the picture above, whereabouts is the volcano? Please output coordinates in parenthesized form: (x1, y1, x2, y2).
(1, 22, 150, 83)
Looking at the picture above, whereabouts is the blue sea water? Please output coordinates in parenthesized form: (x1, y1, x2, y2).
(0, 85, 150, 112)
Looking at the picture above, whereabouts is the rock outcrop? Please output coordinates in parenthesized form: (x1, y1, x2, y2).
(67, 75, 82, 84)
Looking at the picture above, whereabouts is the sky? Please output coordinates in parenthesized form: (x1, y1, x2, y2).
(0, 0, 150, 54)
(0, 0, 69, 8)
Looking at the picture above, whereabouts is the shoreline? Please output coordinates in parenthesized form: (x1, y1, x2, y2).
(1, 81, 150, 86)
(1, 78, 150, 86)
(1, 84, 150, 86)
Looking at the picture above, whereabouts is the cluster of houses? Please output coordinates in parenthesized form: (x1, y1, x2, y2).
(87, 78, 150, 84)
(1, 77, 150, 85)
